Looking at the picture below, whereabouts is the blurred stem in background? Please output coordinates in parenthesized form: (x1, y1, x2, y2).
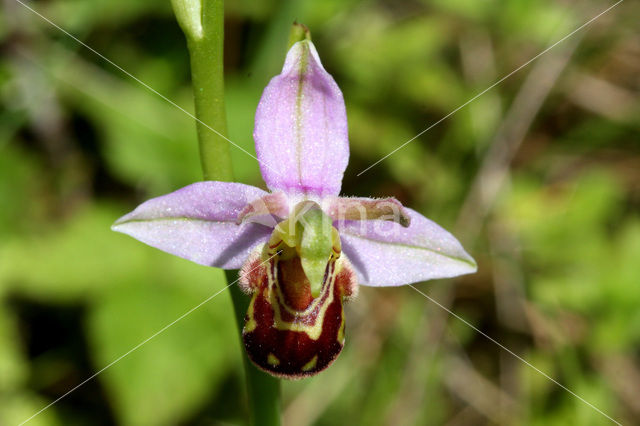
(170, 0, 281, 424)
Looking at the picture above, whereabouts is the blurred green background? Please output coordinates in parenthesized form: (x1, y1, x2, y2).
(1, 0, 639, 424)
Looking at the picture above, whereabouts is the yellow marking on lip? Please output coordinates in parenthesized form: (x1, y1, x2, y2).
(270, 254, 345, 317)
(302, 355, 318, 372)
(268, 260, 341, 340)
(337, 306, 346, 344)
(267, 353, 280, 366)
(243, 294, 258, 333)
(272, 292, 333, 340)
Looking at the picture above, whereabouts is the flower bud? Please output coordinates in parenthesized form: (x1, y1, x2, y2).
(170, 0, 203, 40)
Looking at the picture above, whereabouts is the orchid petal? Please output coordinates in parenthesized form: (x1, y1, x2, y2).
(254, 40, 349, 196)
(236, 191, 290, 227)
(337, 208, 477, 286)
(112, 182, 272, 269)
(324, 196, 411, 227)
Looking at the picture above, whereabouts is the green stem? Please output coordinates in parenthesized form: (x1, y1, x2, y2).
(226, 271, 282, 426)
(175, 1, 281, 424)
(186, 0, 233, 181)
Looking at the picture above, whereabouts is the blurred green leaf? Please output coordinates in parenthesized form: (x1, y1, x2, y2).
(88, 275, 238, 426)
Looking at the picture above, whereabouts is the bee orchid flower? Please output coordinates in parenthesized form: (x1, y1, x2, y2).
(112, 40, 476, 379)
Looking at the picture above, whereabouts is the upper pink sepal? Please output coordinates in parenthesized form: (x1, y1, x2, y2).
(253, 40, 349, 197)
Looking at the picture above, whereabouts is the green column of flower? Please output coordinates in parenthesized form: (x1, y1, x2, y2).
(170, 1, 280, 424)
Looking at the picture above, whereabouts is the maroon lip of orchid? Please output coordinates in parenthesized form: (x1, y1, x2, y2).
(112, 40, 476, 379)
